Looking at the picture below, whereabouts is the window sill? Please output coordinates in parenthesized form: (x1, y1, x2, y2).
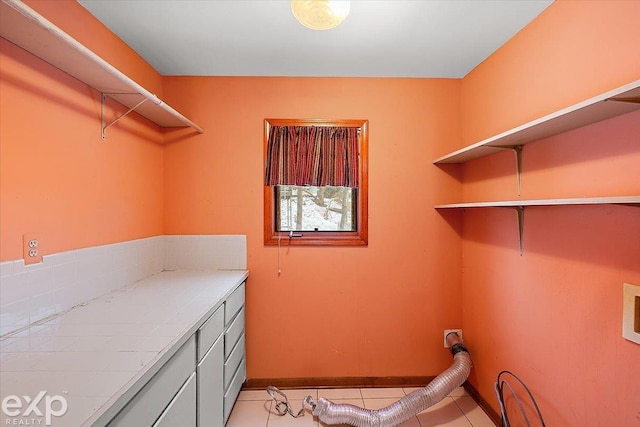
(264, 231, 368, 246)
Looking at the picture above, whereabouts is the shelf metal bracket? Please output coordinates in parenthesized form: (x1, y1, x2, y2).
(605, 96, 640, 105)
(514, 206, 525, 256)
(487, 145, 523, 196)
(101, 93, 148, 140)
(497, 205, 525, 255)
(505, 145, 523, 196)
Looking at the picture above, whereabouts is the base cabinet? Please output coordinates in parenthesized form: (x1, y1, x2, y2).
(105, 280, 246, 427)
(222, 284, 246, 423)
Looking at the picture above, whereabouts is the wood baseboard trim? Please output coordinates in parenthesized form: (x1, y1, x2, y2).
(462, 381, 501, 426)
(243, 376, 436, 390)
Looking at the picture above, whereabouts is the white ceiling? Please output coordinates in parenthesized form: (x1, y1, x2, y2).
(77, 0, 553, 78)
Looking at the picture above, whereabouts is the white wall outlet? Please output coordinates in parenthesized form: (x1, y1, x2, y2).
(623, 283, 640, 345)
(23, 233, 43, 265)
(444, 329, 463, 348)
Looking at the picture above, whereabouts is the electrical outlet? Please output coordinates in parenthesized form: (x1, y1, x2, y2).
(444, 329, 463, 348)
(23, 234, 43, 265)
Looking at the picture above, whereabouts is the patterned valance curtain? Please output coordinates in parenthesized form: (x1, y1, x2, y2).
(264, 126, 359, 188)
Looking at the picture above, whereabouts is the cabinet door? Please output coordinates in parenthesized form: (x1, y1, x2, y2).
(223, 359, 246, 424)
(153, 373, 197, 427)
(198, 306, 224, 362)
(224, 282, 245, 325)
(108, 336, 196, 427)
(224, 307, 245, 359)
(197, 335, 224, 427)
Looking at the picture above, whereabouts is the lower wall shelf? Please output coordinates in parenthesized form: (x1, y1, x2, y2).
(434, 196, 640, 209)
(435, 196, 640, 255)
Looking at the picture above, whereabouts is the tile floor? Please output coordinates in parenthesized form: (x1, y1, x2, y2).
(228, 387, 496, 427)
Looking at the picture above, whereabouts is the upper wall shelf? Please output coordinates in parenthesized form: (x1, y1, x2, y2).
(434, 196, 640, 210)
(0, 0, 204, 139)
(434, 80, 640, 164)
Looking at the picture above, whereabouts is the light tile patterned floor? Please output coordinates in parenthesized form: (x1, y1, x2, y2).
(228, 387, 496, 427)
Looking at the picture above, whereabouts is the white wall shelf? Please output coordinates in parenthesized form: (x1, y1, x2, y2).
(434, 80, 640, 164)
(435, 196, 640, 255)
(434, 196, 640, 210)
(0, 0, 204, 140)
(433, 81, 639, 255)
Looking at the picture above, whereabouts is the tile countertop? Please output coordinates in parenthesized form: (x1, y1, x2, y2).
(0, 269, 249, 427)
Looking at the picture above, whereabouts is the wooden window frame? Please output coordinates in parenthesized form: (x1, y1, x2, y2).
(264, 118, 368, 246)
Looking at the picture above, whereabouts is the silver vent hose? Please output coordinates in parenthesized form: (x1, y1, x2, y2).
(311, 332, 471, 427)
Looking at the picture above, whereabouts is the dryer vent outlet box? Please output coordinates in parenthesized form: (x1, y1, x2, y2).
(622, 283, 640, 345)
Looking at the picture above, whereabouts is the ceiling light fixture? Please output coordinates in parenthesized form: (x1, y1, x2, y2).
(291, 0, 351, 31)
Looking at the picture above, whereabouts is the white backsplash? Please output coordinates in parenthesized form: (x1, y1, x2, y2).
(0, 235, 247, 336)
(164, 235, 247, 271)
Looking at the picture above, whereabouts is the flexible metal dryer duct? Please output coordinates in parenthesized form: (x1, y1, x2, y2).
(312, 332, 472, 427)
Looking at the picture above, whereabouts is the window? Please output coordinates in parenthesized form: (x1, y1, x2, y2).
(276, 185, 357, 232)
(264, 119, 368, 246)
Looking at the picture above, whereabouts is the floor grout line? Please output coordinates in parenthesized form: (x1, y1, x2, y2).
(452, 396, 475, 427)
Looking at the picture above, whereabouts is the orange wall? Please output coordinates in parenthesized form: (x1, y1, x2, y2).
(162, 76, 464, 378)
(0, 1, 164, 261)
(3, 1, 640, 424)
(461, 0, 640, 147)
(460, 1, 640, 425)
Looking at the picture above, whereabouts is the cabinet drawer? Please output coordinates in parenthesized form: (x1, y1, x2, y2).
(223, 334, 245, 390)
(224, 282, 245, 325)
(224, 307, 244, 359)
(107, 336, 196, 427)
(153, 372, 196, 427)
(197, 335, 224, 427)
(223, 358, 246, 423)
(198, 305, 224, 362)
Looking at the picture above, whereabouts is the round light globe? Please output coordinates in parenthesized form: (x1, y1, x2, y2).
(291, 0, 351, 31)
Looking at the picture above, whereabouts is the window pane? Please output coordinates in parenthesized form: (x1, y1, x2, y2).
(276, 185, 356, 232)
